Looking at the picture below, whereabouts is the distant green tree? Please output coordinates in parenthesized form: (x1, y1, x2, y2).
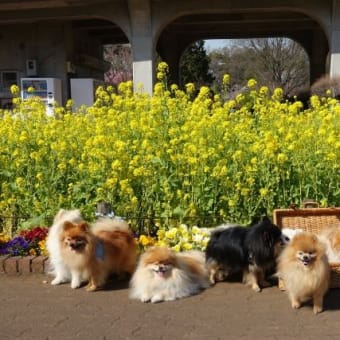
(180, 40, 214, 88)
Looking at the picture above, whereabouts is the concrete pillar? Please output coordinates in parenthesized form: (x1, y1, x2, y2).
(329, 48, 340, 77)
(131, 37, 154, 94)
(329, 0, 340, 77)
(157, 33, 181, 85)
(310, 29, 328, 83)
(128, 0, 155, 94)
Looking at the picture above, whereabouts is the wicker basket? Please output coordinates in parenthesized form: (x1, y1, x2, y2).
(273, 204, 340, 289)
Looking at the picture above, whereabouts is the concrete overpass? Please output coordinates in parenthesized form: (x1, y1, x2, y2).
(0, 0, 339, 99)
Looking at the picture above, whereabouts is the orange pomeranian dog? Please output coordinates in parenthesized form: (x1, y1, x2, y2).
(129, 246, 211, 303)
(59, 217, 137, 291)
(277, 232, 330, 314)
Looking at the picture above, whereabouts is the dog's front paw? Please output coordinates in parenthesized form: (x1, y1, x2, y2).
(164, 296, 176, 302)
(140, 294, 151, 303)
(215, 270, 226, 282)
(51, 277, 65, 285)
(209, 271, 216, 285)
(313, 305, 323, 314)
(71, 280, 81, 289)
(85, 284, 97, 292)
(291, 300, 301, 309)
(252, 284, 262, 293)
(151, 294, 164, 303)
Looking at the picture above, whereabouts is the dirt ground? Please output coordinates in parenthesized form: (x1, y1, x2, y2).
(1, 274, 340, 340)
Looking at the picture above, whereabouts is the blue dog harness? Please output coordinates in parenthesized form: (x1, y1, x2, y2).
(95, 240, 105, 261)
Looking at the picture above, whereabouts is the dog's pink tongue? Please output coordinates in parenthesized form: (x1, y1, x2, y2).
(157, 271, 166, 277)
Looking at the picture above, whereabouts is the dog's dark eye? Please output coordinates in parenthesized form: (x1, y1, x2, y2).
(297, 251, 303, 256)
(285, 237, 290, 241)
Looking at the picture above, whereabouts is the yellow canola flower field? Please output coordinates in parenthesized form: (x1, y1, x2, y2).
(0, 77, 339, 236)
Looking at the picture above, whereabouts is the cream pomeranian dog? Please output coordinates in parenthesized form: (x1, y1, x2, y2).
(129, 246, 211, 303)
(46, 209, 84, 286)
(59, 217, 137, 291)
(277, 232, 330, 314)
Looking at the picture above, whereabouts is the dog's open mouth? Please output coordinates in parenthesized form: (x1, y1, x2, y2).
(153, 267, 168, 277)
(297, 251, 315, 267)
(299, 256, 313, 266)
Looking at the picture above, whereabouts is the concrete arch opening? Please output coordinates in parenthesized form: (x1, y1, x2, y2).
(201, 37, 311, 98)
(157, 11, 329, 89)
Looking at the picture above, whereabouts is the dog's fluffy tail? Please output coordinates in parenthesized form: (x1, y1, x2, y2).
(52, 208, 83, 225)
(177, 250, 211, 289)
(91, 217, 132, 234)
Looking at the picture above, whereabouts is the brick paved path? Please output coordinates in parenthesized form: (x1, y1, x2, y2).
(1, 274, 340, 340)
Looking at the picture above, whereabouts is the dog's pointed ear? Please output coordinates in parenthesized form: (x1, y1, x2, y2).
(78, 222, 89, 232)
(261, 216, 271, 224)
(63, 221, 75, 231)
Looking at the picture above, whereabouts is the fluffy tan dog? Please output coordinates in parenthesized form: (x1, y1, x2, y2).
(129, 246, 211, 303)
(60, 217, 137, 291)
(277, 232, 330, 314)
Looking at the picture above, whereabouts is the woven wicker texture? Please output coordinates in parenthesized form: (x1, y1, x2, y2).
(273, 208, 340, 235)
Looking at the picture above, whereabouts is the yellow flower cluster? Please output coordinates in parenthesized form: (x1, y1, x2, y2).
(38, 239, 48, 256)
(0, 232, 10, 243)
(138, 234, 156, 249)
(137, 224, 211, 252)
(0, 66, 339, 235)
(155, 224, 211, 252)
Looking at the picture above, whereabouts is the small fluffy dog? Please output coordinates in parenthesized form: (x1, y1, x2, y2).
(129, 246, 211, 303)
(205, 217, 282, 292)
(59, 217, 137, 291)
(317, 225, 340, 263)
(277, 232, 330, 314)
(46, 209, 84, 285)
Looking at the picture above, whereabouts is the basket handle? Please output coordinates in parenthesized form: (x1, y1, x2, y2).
(302, 199, 319, 208)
